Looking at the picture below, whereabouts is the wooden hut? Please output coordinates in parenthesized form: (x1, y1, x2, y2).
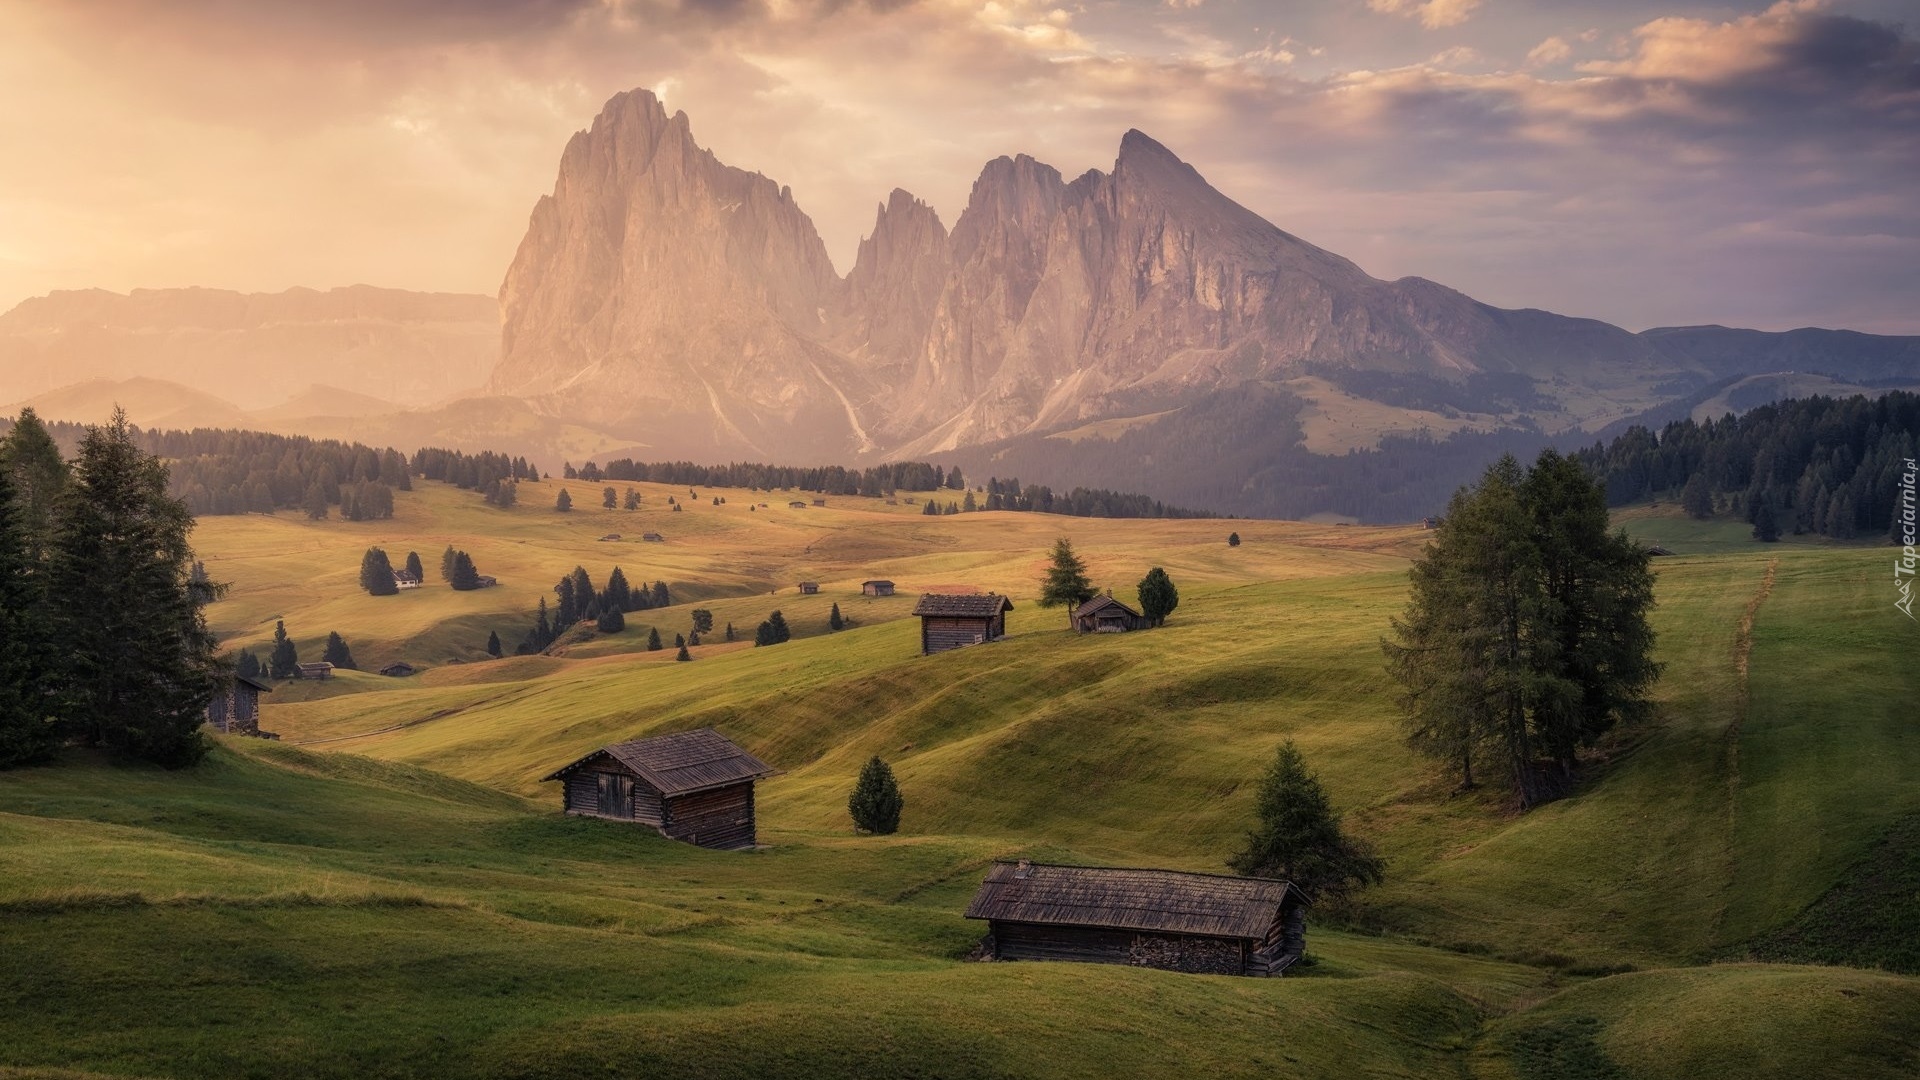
(379, 662, 416, 678)
(392, 569, 422, 590)
(862, 579, 896, 597)
(296, 661, 334, 680)
(542, 728, 778, 850)
(799, 582, 820, 594)
(1072, 595, 1148, 633)
(913, 593, 1011, 654)
(965, 861, 1307, 976)
(642, 532, 665, 543)
(788, 500, 808, 509)
(205, 674, 273, 736)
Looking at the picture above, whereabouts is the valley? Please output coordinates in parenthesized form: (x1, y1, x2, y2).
(3, 478, 1915, 1079)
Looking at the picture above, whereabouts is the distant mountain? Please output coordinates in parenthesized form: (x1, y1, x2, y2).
(492, 89, 1916, 474)
(3, 377, 253, 431)
(0, 284, 498, 411)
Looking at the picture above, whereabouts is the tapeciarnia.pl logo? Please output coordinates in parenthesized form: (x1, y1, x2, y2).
(1898, 458, 1917, 620)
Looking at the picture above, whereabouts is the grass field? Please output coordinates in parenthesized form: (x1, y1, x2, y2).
(2, 482, 1916, 1079)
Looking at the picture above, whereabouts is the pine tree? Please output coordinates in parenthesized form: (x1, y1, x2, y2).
(269, 620, 299, 679)
(651, 580, 671, 608)
(0, 460, 58, 767)
(848, 756, 904, 835)
(1752, 500, 1780, 542)
(725, 622, 736, 642)
(605, 567, 632, 612)
(829, 602, 844, 631)
(673, 632, 686, 648)
(1681, 473, 1714, 519)
(962, 489, 977, 512)
(48, 411, 223, 767)
(303, 482, 330, 520)
(359, 547, 398, 595)
(754, 620, 776, 647)
(0, 406, 67, 567)
(602, 486, 617, 509)
(322, 631, 356, 670)
(235, 649, 261, 680)
(675, 643, 692, 661)
(646, 627, 662, 651)
(449, 551, 480, 590)
(405, 551, 424, 582)
(440, 545, 457, 583)
(555, 488, 573, 513)
(1227, 741, 1383, 905)
(768, 610, 791, 643)
(1038, 538, 1096, 624)
(690, 608, 714, 635)
(1227, 531, 1241, 547)
(624, 488, 641, 510)
(597, 607, 625, 634)
(1136, 567, 1179, 627)
(486, 630, 503, 657)
(922, 499, 939, 516)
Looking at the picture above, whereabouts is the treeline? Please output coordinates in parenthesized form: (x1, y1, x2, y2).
(567, 458, 952, 495)
(1575, 391, 1920, 541)
(0, 412, 412, 520)
(410, 447, 541, 508)
(1, 410, 223, 769)
(918, 476, 1211, 519)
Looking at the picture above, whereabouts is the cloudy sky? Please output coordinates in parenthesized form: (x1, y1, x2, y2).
(2, 0, 1915, 332)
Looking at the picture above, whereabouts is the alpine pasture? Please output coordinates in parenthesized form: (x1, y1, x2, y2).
(2, 478, 1916, 1080)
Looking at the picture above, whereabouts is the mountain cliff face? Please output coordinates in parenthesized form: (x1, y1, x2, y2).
(0, 285, 497, 411)
(491, 88, 1907, 464)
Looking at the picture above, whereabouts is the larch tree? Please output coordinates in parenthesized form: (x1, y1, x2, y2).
(359, 547, 398, 596)
(322, 632, 357, 670)
(1038, 538, 1096, 625)
(268, 620, 299, 679)
(0, 461, 58, 767)
(1227, 741, 1383, 905)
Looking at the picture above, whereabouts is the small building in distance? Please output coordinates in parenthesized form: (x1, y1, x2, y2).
(812, 498, 827, 507)
(1421, 516, 1441, 530)
(964, 861, 1307, 977)
(788, 500, 808, 509)
(542, 728, 779, 850)
(861, 580, 896, 597)
(598, 533, 622, 542)
(296, 661, 335, 680)
(392, 569, 422, 590)
(1072, 595, 1148, 634)
(205, 673, 273, 736)
(475, 575, 499, 588)
(913, 592, 1011, 654)
(642, 532, 665, 543)
(799, 582, 820, 594)
(379, 662, 416, 678)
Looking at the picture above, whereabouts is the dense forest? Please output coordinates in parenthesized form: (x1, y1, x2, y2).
(1575, 391, 1919, 541)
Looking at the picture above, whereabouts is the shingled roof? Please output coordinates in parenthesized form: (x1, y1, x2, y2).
(1072, 595, 1141, 619)
(912, 593, 1013, 618)
(964, 862, 1296, 939)
(542, 728, 777, 796)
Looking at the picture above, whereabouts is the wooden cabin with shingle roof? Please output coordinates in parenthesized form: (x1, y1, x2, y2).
(205, 673, 273, 736)
(542, 729, 778, 850)
(964, 861, 1307, 976)
(912, 593, 1011, 654)
(1072, 594, 1147, 634)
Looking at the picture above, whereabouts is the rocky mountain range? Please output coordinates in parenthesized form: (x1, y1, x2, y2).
(489, 88, 1920, 469)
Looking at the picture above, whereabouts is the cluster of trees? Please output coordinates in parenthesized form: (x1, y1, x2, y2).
(1384, 450, 1661, 808)
(1037, 539, 1180, 627)
(237, 621, 357, 676)
(1575, 391, 1920, 542)
(0, 410, 224, 769)
(436, 546, 486, 591)
(754, 611, 792, 647)
(567, 458, 958, 496)
(515, 566, 676, 653)
(0, 413, 418, 520)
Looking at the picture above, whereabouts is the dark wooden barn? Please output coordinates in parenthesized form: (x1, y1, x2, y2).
(205, 673, 273, 736)
(1072, 595, 1148, 633)
(799, 581, 820, 594)
(861, 579, 895, 596)
(542, 728, 778, 850)
(965, 861, 1307, 976)
(913, 593, 1012, 654)
(379, 662, 416, 678)
(296, 661, 334, 680)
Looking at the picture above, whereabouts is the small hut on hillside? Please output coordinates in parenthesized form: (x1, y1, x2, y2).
(912, 593, 1011, 654)
(379, 662, 416, 678)
(1072, 595, 1147, 633)
(296, 661, 334, 680)
(861, 580, 895, 597)
(205, 674, 273, 736)
(392, 569, 422, 590)
(542, 728, 778, 850)
(799, 582, 820, 594)
(965, 861, 1307, 976)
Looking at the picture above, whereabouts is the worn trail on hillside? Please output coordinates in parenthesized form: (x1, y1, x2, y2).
(1721, 557, 1779, 933)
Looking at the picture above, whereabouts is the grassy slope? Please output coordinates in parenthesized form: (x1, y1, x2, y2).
(4, 484, 1917, 1078)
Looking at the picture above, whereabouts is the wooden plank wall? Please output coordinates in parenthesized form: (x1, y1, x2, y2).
(563, 766, 666, 826)
(662, 783, 756, 849)
(923, 617, 991, 654)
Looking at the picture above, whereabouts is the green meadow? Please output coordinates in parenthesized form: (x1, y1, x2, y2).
(2, 479, 1916, 1079)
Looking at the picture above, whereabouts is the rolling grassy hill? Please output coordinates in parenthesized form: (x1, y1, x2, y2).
(2, 480, 1916, 1079)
